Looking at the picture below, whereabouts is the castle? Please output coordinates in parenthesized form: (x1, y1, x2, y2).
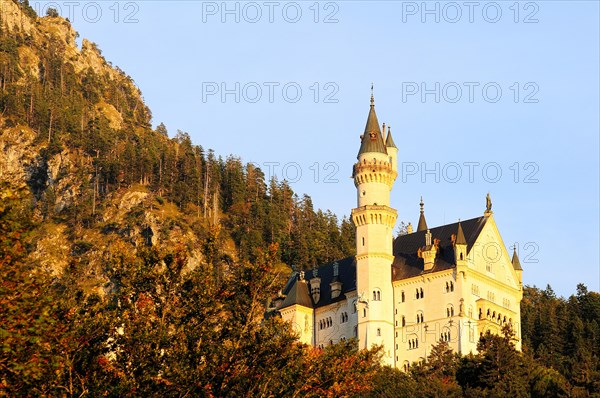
(269, 94, 523, 369)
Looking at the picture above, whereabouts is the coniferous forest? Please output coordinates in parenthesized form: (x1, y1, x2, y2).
(0, 1, 599, 396)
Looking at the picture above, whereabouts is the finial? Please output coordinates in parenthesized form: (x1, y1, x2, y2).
(420, 197, 424, 213)
(370, 83, 374, 106)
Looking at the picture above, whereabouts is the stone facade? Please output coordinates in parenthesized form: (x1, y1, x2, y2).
(269, 96, 523, 369)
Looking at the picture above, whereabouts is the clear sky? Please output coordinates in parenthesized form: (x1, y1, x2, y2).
(34, 0, 599, 297)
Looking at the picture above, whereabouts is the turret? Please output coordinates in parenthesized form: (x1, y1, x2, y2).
(454, 221, 467, 265)
(350, 89, 397, 366)
(385, 125, 398, 174)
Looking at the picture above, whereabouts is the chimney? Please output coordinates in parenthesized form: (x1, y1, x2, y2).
(330, 262, 343, 299)
(423, 230, 437, 271)
(309, 269, 321, 304)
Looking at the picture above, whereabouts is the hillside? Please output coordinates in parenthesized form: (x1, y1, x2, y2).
(0, 0, 355, 289)
(0, 1, 598, 396)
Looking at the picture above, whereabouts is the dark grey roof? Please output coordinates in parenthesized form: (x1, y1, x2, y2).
(357, 99, 387, 157)
(277, 217, 489, 305)
(392, 216, 488, 281)
(280, 257, 356, 309)
(385, 127, 397, 149)
(280, 276, 313, 308)
(511, 248, 523, 271)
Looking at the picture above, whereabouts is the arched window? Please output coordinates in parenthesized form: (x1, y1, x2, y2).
(420, 288, 424, 299)
(416, 311, 424, 324)
(363, 308, 367, 318)
(450, 281, 454, 292)
(445, 282, 449, 293)
(372, 289, 381, 301)
(353, 326, 358, 337)
(377, 328, 381, 336)
(401, 291, 405, 302)
(416, 289, 420, 299)
(402, 316, 406, 327)
(352, 300, 357, 313)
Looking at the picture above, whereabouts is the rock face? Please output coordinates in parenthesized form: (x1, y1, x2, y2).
(0, 125, 37, 183)
(0, 2, 208, 285)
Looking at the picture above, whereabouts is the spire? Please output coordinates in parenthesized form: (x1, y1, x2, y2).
(385, 125, 397, 149)
(511, 246, 523, 271)
(456, 221, 467, 245)
(417, 197, 428, 232)
(358, 86, 387, 157)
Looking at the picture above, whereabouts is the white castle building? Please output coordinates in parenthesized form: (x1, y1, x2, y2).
(269, 94, 523, 369)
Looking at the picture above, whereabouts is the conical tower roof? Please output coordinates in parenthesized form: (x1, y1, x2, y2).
(281, 275, 313, 308)
(357, 92, 387, 157)
(456, 221, 467, 245)
(511, 247, 523, 271)
(385, 126, 397, 149)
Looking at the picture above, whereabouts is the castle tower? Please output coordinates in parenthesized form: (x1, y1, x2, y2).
(351, 92, 397, 366)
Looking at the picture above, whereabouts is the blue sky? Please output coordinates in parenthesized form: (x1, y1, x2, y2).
(35, 0, 599, 296)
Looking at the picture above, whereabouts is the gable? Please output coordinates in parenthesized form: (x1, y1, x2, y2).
(469, 216, 520, 289)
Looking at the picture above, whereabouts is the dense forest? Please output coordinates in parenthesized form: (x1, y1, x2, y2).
(0, 1, 599, 396)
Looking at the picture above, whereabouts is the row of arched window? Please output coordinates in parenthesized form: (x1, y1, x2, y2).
(479, 308, 512, 325)
(446, 305, 455, 317)
(318, 317, 333, 330)
(416, 312, 424, 323)
(445, 281, 454, 293)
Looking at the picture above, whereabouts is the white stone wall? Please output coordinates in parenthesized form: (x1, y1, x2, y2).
(314, 295, 358, 347)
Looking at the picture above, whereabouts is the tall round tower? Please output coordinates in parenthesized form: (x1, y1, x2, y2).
(351, 92, 398, 366)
